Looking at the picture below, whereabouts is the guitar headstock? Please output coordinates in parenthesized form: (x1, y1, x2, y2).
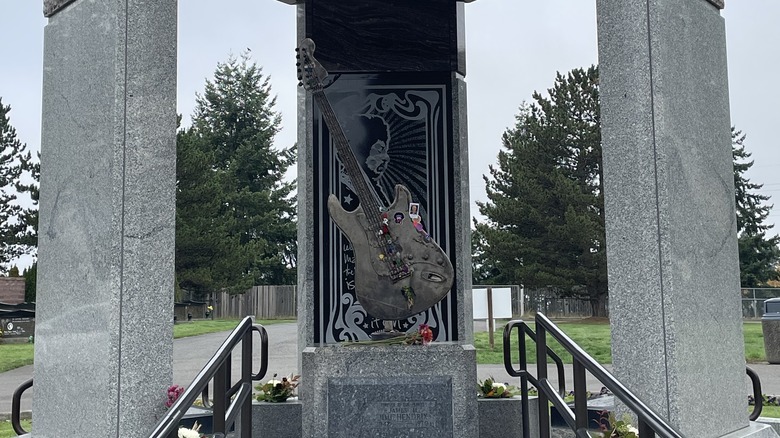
(296, 38, 329, 92)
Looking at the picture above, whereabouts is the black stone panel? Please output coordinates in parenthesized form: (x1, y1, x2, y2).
(312, 72, 458, 343)
(305, 0, 465, 74)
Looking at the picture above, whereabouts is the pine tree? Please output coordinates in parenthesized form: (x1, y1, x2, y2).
(732, 129, 780, 286)
(176, 53, 297, 296)
(23, 262, 36, 302)
(475, 67, 607, 314)
(0, 98, 28, 274)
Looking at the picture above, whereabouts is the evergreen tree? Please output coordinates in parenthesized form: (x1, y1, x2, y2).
(0, 98, 28, 274)
(732, 129, 780, 286)
(23, 262, 36, 303)
(474, 67, 607, 314)
(176, 53, 296, 296)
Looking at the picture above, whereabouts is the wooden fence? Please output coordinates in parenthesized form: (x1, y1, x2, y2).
(214, 285, 297, 319)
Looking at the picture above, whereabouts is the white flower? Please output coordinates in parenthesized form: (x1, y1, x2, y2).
(267, 379, 281, 386)
(627, 425, 639, 435)
(178, 428, 200, 438)
(491, 382, 506, 391)
(178, 421, 201, 438)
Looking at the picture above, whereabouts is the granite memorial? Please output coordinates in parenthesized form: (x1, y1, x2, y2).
(598, 0, 778, 436)
(286, 0, 477, 436)
(32, 0, 177, 436)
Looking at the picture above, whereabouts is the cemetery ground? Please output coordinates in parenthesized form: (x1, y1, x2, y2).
(0, 318, 770, 373)
(1, 318, 778, 436)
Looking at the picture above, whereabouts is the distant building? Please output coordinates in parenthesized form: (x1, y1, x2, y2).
(0, 277, 25, 304)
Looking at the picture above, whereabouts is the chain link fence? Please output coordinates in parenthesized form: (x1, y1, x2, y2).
(742, 288, 780, 319)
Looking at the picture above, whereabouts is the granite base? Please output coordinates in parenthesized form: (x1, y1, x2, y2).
(301, 343, 477, 438)
(719, 423, 780, 438)
(252, 400, 302, 438)
(478, 396, 540, 438)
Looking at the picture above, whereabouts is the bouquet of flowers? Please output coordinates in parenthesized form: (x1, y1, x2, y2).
(255, 373, 300, 403)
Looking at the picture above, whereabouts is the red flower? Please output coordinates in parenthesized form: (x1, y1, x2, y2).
(418, 324, 433, 345)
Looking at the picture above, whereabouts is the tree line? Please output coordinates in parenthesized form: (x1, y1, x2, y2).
(1, 53, 297, 301)
(1, 61, 778, 306)
(473, 66, 780, 315)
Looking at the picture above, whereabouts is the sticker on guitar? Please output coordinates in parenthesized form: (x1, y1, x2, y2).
(296, 38, 454, 321)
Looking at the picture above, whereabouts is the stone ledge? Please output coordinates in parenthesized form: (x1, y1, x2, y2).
(43, 0, 77, 17)
(757, 418, 780, 436)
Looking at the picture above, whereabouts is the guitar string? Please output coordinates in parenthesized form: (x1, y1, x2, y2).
(313, 88, 411, 280)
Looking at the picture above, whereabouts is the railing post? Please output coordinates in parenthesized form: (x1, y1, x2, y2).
(519, 323, 531, 438)
(240, 330, 253, 437)
(573, 360, 588, 433)
(213, 355, 229, 434)
(638, 419, 655, 437)
(536, 320, 551, 438)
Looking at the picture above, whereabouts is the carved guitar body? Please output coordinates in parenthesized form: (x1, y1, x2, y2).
(297, 38, 454, 321)
(328, 184, 454, 320)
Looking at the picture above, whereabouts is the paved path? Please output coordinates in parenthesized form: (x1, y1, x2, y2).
(3, 322, 779, 416)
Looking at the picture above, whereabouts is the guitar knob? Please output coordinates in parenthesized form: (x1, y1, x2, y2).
(422, 253, 429, 260)
(407, 254, 414, 260)
(437, 257, 444, 265)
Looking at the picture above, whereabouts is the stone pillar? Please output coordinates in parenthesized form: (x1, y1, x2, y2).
(598, 0, 776, 436)
(33, 0, 177, 436)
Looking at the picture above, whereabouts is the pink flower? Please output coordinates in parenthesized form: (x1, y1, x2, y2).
(166, 385, 185, 408)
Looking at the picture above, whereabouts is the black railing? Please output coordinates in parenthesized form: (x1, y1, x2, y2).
(747, 366, 763, 421)
(11, 378, 32, 435)
(503, 320, 567, 438)
(9, 317, 268, 437)
(504, 313, 684, 438)
(148, 316, 268, 438)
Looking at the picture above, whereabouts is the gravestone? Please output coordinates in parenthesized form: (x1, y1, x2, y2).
(284, 0, 477, 436)
(33, 0, 177, 436)
(598, 0, 778, 436)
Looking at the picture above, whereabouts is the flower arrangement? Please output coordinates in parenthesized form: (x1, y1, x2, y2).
(255, 373, 300, 403)
(345, 323, 435, 346)
(749, 393, 780, 407)
(166, 384, 185, 409)
(598, 411, 639, 438)
(477, 376, 520, 398)
(177, 421, 204, 438)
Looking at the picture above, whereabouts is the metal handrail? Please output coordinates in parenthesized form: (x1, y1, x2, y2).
(503, 319, 568, 438)
(532, 313, 683, 438)
(747, 366, 763, 421)
(11, 378, 32, 435)
(148, 316, 268, 438)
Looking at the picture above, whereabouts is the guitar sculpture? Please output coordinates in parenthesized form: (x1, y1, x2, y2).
(296, 38, 454, 321)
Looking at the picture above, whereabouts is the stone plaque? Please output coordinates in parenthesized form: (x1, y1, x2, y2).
(327, 376, 453, 437)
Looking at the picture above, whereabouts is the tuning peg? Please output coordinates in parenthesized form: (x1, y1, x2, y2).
(298, 82, 303, 87)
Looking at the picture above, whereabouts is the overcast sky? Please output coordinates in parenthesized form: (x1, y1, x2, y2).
(1, 1, 779, 270)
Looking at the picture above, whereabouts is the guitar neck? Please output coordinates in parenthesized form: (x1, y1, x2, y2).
(313, 89, 381, 217)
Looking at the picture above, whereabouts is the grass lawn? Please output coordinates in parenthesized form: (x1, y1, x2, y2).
(0, 318, 295, 373)
(0, 419, 31, 438)
(0, 318, 769, 375)
(761, 405, 780, 418)
(475, 320, 767, 365)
